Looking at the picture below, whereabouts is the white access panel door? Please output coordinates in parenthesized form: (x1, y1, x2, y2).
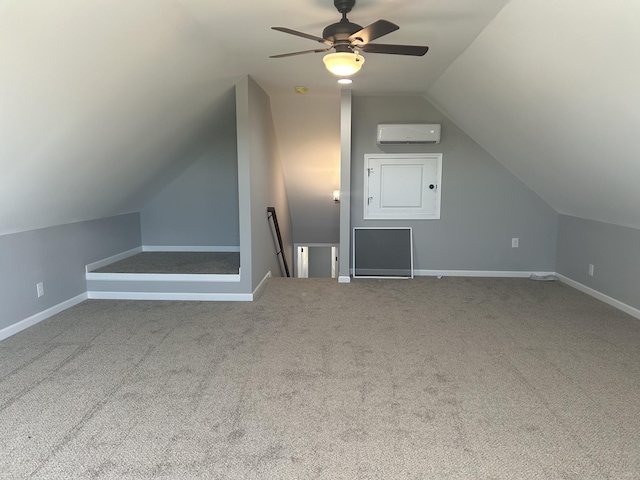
(364, 154, 442, 220)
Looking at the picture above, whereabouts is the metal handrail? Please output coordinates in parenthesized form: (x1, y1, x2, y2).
(267, 207, 290, 277)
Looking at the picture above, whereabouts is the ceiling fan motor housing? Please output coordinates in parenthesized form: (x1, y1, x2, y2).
(324, 0, 361, 50)
(334, 0, 355, 14)
(323, 20, 362, 45)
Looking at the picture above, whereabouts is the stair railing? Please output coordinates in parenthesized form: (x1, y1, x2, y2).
(267, 207, 290, 277)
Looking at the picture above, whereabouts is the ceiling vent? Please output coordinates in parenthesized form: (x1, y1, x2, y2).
(377, 124, 441, 145)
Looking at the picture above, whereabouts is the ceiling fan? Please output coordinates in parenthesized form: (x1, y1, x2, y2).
(270, 0, 429, 77)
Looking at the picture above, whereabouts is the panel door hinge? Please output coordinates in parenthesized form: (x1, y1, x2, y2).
(367, 196, 373, 205)
(367, 168, 374, 177)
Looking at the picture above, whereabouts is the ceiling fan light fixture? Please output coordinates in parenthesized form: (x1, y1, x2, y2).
(323, 52, 364, 76)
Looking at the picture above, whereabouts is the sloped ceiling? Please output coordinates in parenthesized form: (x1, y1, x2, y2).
(0, 1, 242, 235)
(427, 0, 640, 229)
(0, 0, 509, 236)
(5, 0, 636, 237)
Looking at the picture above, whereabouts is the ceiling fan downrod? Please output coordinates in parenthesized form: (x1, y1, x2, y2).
(323, 0, 362, 44)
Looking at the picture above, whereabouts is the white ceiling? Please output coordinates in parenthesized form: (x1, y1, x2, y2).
(427, 0, 640, 229)
(1, 0, 638, 235)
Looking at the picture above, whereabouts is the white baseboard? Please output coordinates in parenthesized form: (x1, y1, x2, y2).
(252, 271, 272, 299)
(86, 247, 142, 272)
(556, 274, 640, 321)
(86, 272, 240, 282)
(414, 270, 556, 278)
(87, 271, 271, 302)
(354, 268, 412, 278)
(5, 272, 637, 342)
(86, 291, 253, 301)
(142, 245, 240, 252)
(0, 293, 88, 342)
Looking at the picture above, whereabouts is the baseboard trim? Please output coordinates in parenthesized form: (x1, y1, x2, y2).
(414, 270, 556, 278)
(556, 274, 640, 320)
(86, 247, 142, 272)
(5, 272, 637, 341)
(86, 291, 253, 301)
(142, 245, 240, 252)
(252, 271, 272, 299)
(86, 272, 240, 282)
(85, 272, 269, 301)
(0, 293, 88, 341)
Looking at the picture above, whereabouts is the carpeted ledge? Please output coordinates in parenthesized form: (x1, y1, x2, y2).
(91, 252, 240, 274)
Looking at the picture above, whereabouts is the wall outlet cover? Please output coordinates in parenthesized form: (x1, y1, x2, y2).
(512, 237, 519, 248)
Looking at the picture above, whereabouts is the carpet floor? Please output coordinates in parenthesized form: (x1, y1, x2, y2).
(91, 252, 240, 275)
(1, 277, 639, 479)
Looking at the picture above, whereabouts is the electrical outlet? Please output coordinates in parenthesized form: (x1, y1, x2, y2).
(36, 282, 44, 298)
(588, 264, 594, 276)
(511, 237, 519, 248)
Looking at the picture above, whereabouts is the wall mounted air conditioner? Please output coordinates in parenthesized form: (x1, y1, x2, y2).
(377, 124, 441, 145)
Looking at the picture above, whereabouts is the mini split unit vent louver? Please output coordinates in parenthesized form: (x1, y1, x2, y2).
(377, 124, 441, 145)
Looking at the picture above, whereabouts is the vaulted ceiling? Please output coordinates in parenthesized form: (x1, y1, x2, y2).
(1, 0, 638, 236)
(427, 0, 640, 229)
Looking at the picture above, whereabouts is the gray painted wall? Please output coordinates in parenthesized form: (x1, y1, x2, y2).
(0, 213, 141, 330)
(140, 93, 239, 247)
(339, 90, 352, 280)
(270, 95, 341, 245)
(351, 96, 558, 272)
(246, 77, 293, 287)
(236, 77, 293, 290)
(557, 215, 640, 311)
(236, 79, 253, 294)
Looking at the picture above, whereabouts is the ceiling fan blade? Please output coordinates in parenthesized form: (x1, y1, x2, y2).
(272, 27, 332, 46)
(348, 20, 399, 45)
(270, 48, 332, 59)
(360, 43, 429, 56)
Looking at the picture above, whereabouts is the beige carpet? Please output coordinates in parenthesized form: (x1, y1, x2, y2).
(1, 277, 639, 478)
